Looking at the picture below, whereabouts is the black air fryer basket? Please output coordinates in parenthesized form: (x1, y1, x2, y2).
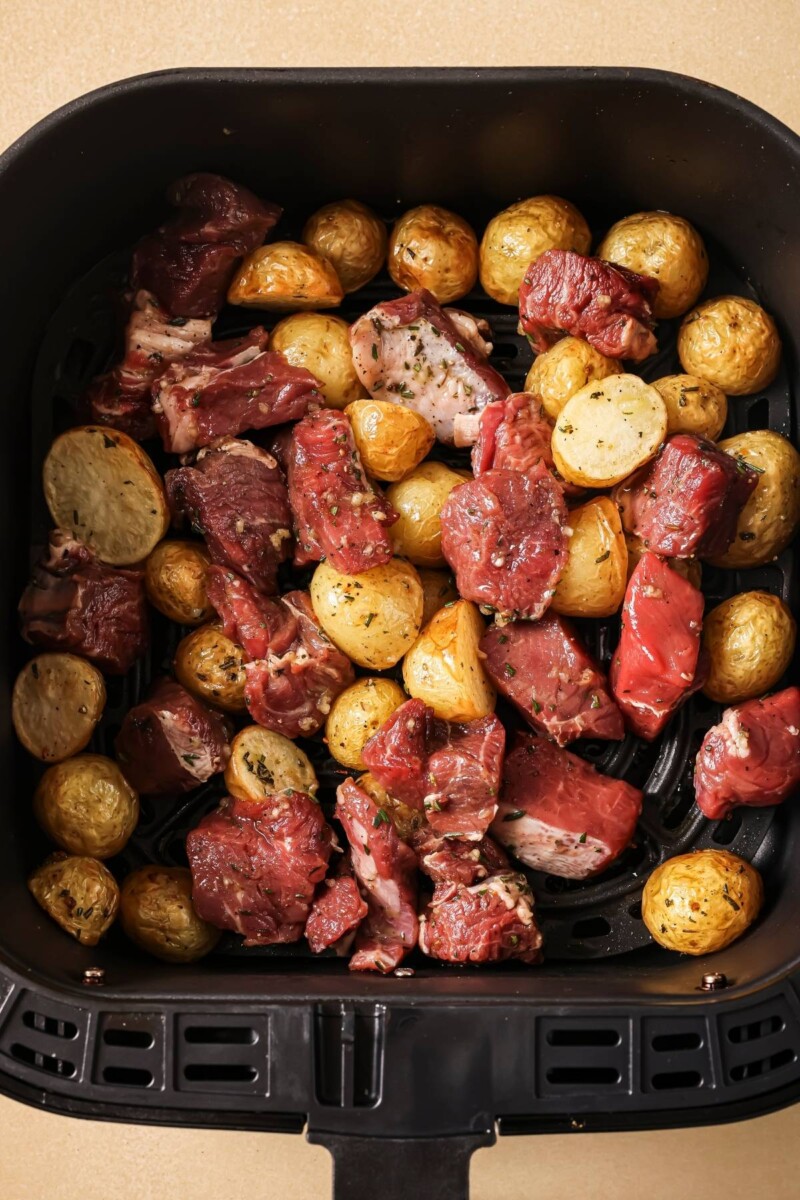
(0, 68, 799, 1199)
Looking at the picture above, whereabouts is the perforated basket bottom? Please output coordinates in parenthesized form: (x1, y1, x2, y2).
(26, 235, 796, 962)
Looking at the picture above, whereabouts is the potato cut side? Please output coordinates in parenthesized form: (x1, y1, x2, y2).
(12, 654, 106, 763)
(402, 599, 495, 722)
(551, 374, 667, 488)
(225, 726, 319, 802)
(43, 425, 169, 565)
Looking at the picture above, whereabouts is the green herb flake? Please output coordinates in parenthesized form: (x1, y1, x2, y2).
(578, 832, 587, 844)
(502, 810, 525, 822)
(504, 663, 516, 677)
(372, 808, 390, 828)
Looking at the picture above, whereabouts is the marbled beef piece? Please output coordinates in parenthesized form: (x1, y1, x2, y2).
(19, 531, 148, 675)
(306, 858, 368, 955)
(613, 434, 760, 559)
(480, 613, 624, 746)
(410, 826, 510, 886)
(349, 289, 508, 445)
(153, 327, 322, 454)
(166, 437, 292, 594)
(187, 792, 333, 946)
(492, 734, 643, 880)
(440, 459, 569, 621)
(472, 391, 582, 497)
(419, 873, 543, 965)
(694, 687, 800, 820)
(115, 678, 230, 795)
(132, 173, 282, 318)
(286, 408, 397, 573)
(519, 249, 659, 361)
(610, 552, 706, 741)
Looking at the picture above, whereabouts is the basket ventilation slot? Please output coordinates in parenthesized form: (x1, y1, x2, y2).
(729, 1049, 795, 1082)
(22, 1009, 78, 1040)
(175, 1015, 270, 1095)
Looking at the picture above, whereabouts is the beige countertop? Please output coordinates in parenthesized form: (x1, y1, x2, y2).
(1, 2, 798, 1196)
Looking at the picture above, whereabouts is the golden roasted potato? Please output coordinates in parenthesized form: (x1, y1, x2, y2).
(642, 850, 763, 955)
(551, 374, 667, 488)
(552, 497, 627, 618)
(624, 533, 702, 589)
(28, 852, 119, 945)
(174, 622, 247, 713)
(12, 654, 106, 763)
(225, 725, 318, 801)
(120, 866, 220, 963)
(145, 539, 213, 625)
(358, 772, 424, 841)
(678, 295, 781, 395)
(311, 558, 423, 670)
(711, 430, 800, 567)
(43, 426, 169, 566)
(34, 755, 139, 859)
(597, 211, 708, 318)
(479, 195, 591, 305)
(227, 241, 344, 311)
(524, 337, 621, 421)
(702, 591, 796, 705)
(386, 461, 466, 567)
(271, 312, 367, 410)
(652, 374, 727, 441)
(302, 199, 387, 293)
(326, 678, 407, 770)
(403, 599, 495, 722)
(388, 205, 479, 304)
(417, 568, 459, 627)
(345, 399, 435, 482)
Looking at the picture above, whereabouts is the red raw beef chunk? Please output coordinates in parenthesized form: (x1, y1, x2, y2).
(419, 873, 543, 964)
(306, 859, 368, 955)
(410, 826, 510, 886)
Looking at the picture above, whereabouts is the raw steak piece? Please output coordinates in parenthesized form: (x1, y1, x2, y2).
(419, 873, 543, 964)
(306, 860, 368, 954)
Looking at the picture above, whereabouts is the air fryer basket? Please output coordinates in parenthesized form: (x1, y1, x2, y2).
(0, 68, 799, 1198)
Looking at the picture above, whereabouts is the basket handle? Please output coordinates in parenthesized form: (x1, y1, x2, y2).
(309, 1130, 494, 1200)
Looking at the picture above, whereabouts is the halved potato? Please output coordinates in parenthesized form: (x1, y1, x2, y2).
(524, 336, 621, 421)
(402, 599, 495, 722)
(417, 568, 459, 627)
(174, 622, 247, 713)
(677, 295, 781, 395)
(271, 312, 367, 410)
(120, 866, 220, 963)
(12, 654, 106, 763)
(388, 204, 479, 304)
(28, 852, 119, 946)
(479, 195, 591, 306)
(345, 399, 435, 482)
(711, 430, 800, 568)
(225, 725, 318, 801)
(227, 241, 344, 310)
(145, 539, 214, 625)
(386, 461, 466, 567)
(34, 754, 139, 858)
(310, 558, 424, 670)
(302, 199, 387, 293)
(702, 591, 796, 705)
(551, 374, 668, 488)
(552, 497, 627, 617)
(652, 374, 728, 441)
(326, 678, 407, 770)
(43, 426, 169, 566)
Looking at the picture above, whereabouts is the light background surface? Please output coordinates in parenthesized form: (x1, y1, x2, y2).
(0, 1, 798, 1195)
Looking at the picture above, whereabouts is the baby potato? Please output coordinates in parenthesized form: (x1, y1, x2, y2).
(678, 295, 781, 395)
(311, 558, 423, 670)
(271, 312, 367, 410)
(145, 539, 213, 625)
(642, 849, 763, 955)
(711, 430, 800, 568)
(326, 678, 407, 770)
(551, 374, 668, 488)
(12, 654, 106, 763)
(225, 726, 318, 801)
(702, 591, 796, 705)
(388, 204, 479, 304)
(597, 211, 708, 319)
(28, 852, 119, 946)
(652, 374, 727, 441)
(524, 337, 621, 421)
(34, 754, 139, 859)
(358, 771, 424, 841)
(302, 199, 387, 293)
(227, 241, 344, 311)
(625, 533, 702, 589)
(386, 461, 466, 567)
(479, 195, 591, 306)
(417, 568, 459, 626)
(403, 599, 495, 722)
(174, 622, 247, 713)
(120, 866, 220, 963)
(346, 399, 435, 482)
(552, 497, 627, 618)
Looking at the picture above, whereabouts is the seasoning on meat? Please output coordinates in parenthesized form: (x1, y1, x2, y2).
(418, 873, 543, 964)
(306, 858, 368, 954)
(410, 826, 510, 886)
(472, 391, 579, 496)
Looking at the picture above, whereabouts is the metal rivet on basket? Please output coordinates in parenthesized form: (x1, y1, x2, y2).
(699, 971, 728, 992)
(82, 967, 105, 987)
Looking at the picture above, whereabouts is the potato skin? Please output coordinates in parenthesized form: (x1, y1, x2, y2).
(702, 591, 796, 705)
(652, 374, 727, 441)
(227, 241, 344, 310)
(345, 399, 435, 482)
(525, 337, 621, 421)
(358, 772, 424, 841)
(388, 205, 479, 304)
(552, 497, 627, 618)
(120, 866, 220, 963)
(597, 211, 708, 318)
(225, 726, 318, 802)
(402, 599, 495, 722)
(34, 754, 139, 859)
(417, 568, 459, 627)
(711, 430, 800, 567)
(28, 852, 119, 945)
(145, 539, 213, 625)
(642, 850, 763, 955)
(678, 296, 781, 394)
(386, 461, 466, 567)
(326, 678, 407, 770)
(174, 622, 247, 713)
(271, 313, 367, 410)
(302, 199, 387, 293)
(310, 558, 423, 670)
(12, 653, 106, 763)
(479, 195, 591, 306)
